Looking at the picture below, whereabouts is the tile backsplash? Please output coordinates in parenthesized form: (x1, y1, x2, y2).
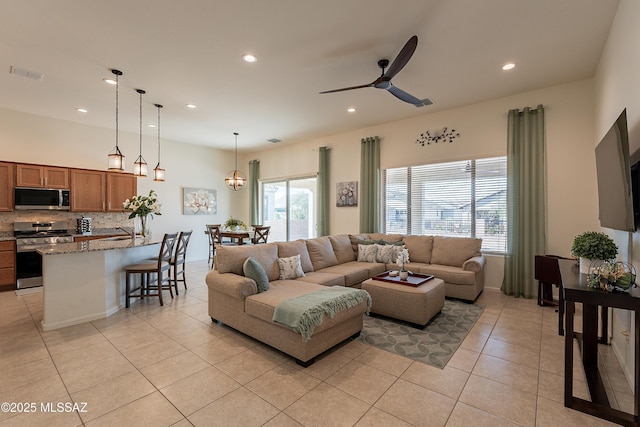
(0, 211, 134, 232)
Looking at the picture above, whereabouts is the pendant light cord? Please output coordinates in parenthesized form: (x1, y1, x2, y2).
(115, 73, 119, 149)
(157, 105, 161, 160)
(234, 132, 239, 170)
(138, 90, 144, 155)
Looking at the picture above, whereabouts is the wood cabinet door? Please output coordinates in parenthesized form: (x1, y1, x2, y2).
(70, 170, 106, 212)
(0, 162, 14, 211)
(44, 167, 69, 189)
(16, 164, 43, 187)
(106, 173, 137, 212)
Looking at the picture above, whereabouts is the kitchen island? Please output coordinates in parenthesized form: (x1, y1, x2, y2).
(37, 237, 160, 331)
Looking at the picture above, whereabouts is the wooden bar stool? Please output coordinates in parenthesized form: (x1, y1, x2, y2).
(171, 230, 192, 293)
(125, 233, 177, 307)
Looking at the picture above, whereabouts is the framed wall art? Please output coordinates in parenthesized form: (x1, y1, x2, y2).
(336, 181, 358, 207)
(183, 188, 217, 215)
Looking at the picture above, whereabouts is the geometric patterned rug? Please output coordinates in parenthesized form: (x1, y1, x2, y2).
(355, 299, 484, 369)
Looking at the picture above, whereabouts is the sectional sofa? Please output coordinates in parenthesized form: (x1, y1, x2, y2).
(205, 233, 485, 366)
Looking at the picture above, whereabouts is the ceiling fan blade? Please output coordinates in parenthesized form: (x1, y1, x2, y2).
(383, 35, 418, 80)
(319, 83, 373, 94)
(387, 84, 424, 106)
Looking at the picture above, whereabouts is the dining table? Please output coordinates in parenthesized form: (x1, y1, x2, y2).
(205, 229, 254, 245)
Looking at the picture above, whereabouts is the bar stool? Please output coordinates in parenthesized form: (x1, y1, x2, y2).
(171, 230, 192, 293)
(125, 233, 177, 307)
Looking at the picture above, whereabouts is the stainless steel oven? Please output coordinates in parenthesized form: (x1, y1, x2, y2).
(14, 221, 74, 289)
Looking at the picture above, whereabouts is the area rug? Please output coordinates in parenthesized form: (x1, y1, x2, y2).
(355, 299, 484, 369)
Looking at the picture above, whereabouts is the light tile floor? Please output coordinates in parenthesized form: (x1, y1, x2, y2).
(0, 260, 633, 426)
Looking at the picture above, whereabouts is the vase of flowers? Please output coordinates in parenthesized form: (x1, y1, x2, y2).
(396, 248, 410, 280)
(571, 231, 618, 274)
(122, 190, 162, 240)
(587, 261, 636, 292)
(224, 216, 246, 231)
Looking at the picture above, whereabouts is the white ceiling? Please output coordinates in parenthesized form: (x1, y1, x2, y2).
(0, 0, 619, 151)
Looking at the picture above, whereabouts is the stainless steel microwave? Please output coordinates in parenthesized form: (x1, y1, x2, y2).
(14, 188, 70, 210)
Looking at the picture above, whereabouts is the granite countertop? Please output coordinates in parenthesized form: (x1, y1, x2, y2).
(0, 232, 15, 241)
(70, 228, 131, 238)
(37, 237, 160, 255)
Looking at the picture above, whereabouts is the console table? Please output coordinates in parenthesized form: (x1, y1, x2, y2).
(561, 259, 639, 426)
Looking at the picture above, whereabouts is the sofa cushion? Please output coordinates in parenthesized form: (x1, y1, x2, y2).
(278, 254, 305, 280)
(342, 261, 387, 277)
(306, 237, 339, 270)
(357, 244, 378, 262)
(418, 264, 477, 285)
(375, 243, 405, 264)
(216, 243, 280, 281)
(431, 236, 482, 268)
(316, 264, 369, 287)
(329, 234, 356, 263)
(349, 234, 370, 253)
(368, 233, 403, 243)
(296, 272, 346, 287)
(243, 257, 269, 292)
(277, 240, 314, 272)
(402, 235, 434, 264)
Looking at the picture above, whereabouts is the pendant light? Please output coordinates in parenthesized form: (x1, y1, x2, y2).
(225, 132, 247, 191)
(153, 103, 165, 182)
(107, 69, 125, 171)
(133, 88, 148, 176)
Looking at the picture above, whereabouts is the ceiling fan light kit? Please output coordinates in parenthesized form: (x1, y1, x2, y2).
(415, 127, 460, 146)
(319, 35, 431, 107)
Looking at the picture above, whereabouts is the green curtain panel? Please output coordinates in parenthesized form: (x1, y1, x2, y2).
(502, 105, 546, 298)
(318, 146, 330, 236)
(249, 159, 260, 225)
(360, 136, 380, 233)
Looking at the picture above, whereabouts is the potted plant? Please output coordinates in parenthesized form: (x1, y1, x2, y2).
(224, 216, 247, 231)
(571, 231, 618, 274)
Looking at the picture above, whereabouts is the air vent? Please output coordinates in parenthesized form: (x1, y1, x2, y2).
(10, 66, 44, 81)
(267, 138, 281, 143)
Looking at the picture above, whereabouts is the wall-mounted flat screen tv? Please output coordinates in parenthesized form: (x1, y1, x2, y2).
(594, 109, 635, 232)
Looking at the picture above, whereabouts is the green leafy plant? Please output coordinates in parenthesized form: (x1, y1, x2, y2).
(224, 216, 247, 229)
(571, 231, 618, 260)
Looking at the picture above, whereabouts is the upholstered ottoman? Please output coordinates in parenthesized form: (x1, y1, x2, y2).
(362, 277, 445, 327)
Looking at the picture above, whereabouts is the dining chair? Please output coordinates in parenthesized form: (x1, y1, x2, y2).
(252, 225, 270, 244)
(206, 224, 222, 268)
(171, 230, 192, 293)
(206, 224, 221, 266)
(125, 232, 178, 307)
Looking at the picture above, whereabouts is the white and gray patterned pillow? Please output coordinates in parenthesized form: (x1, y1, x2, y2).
(357, 244, 378, 263)
(277, 254, 305, 280)
(375, 244, 396, 263)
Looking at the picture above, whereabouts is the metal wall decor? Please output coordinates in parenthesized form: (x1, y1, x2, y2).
(415, 127, 460, 146)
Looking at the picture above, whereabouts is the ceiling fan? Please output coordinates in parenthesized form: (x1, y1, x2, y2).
(319, 35, 432, 107)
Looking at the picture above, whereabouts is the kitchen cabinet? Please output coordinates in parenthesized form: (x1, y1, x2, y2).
(106, 173, 136, 212)
(0, 240, 16, 291)
(16, 164, 69, 189)
(70, 169, 106, 212)
(0, 162, 13, 211)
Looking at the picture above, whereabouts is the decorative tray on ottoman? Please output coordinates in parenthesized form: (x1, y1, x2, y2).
(372, 271, 434, 287)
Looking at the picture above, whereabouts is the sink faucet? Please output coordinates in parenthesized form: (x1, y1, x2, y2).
(116, 226, 135, 240)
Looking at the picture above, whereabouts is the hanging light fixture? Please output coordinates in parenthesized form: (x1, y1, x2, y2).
(225, 132, 247, 191)
(153, 103, 165, 182)
(133, 88, 148, 176)
(107, 69, 125, 171)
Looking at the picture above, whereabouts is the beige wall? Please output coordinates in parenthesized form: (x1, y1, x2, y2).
(0, 108, 236, 261)
(249, 79, 598, 289)
(593, 0, 640, 387)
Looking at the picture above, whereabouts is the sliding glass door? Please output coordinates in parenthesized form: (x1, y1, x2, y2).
(261, 176, 316, 241)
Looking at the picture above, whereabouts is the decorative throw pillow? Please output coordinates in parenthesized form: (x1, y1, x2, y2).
(357, 244, 378, 263)
(277, 254, 305, 280)
(243, 256, 269, 293)
(375, 244, 396, 263)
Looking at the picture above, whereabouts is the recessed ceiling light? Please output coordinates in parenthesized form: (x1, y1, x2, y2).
(267, 138, 281, 143)
(242, 54, 257, 63)
(502, 63, 516, 71)
(147, 123, 156, 128)
(186, 104, 197, 109)
(347, 107, 356, 113)
(76, 108, 88, 113)
(103, 78, 117, 85)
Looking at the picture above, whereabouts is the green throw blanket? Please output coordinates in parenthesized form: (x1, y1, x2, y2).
(272, 286, 371, 342)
